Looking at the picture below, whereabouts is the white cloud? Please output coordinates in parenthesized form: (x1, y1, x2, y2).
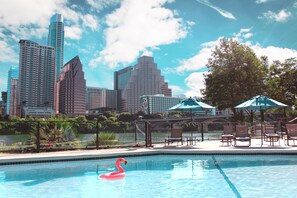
(176, 47, 213, 73)
(0, 40, 18, 63)
(86, 0, 121, 12)
(252, 44, 297, 65)
(259, 9, 291, 22)
(141, 50, 153, 57)
(0, 0, 82, 37)
(175, 27, 297, 73)
(186, 21, 196, 26)
(170, 85, 183, 92)
(196, 0, 236, 20)
(177, 28, 297, 98)
(184, 72, 207, 97)
(0, 0, 88, 63)
(255, 0, 270, 4)
(81, 14, 99, 31)
(64, 26, 83, 40)
(0, 0, 67, 27)
(243, 32, 253, 39)
(90, 0, 188, 68)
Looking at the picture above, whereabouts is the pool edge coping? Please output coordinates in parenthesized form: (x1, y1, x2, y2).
(2, 148, 297, 165)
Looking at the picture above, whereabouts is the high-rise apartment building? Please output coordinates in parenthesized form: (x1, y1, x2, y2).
(114, 56, 172, 113)
(86, 87, 117, 111)
(19, 40, 56, 112)
(6, 66, 18, 115)
(48, 13, 64, 79)
(58, 56, 86, 116)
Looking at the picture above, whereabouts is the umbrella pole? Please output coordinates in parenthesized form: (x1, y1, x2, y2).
(191, 109, 193, 137)
(260, 109, 264, 147)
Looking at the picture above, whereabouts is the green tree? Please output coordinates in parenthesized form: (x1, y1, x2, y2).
(117, 112, 135, 122)
(266, 58, 297, 106)
(202, 38, 266, 116)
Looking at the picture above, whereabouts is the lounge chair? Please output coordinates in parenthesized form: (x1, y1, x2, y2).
(285, 124, 297, 146)
(264, 125, 280, 146)
(165, 128, 183, 145)
(221, 125, 234, 146)
(234, 125, 251, 147)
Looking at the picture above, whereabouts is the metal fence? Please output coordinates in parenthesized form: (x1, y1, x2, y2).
(0, 120, 141, 153)
(0, 120, 286, 153)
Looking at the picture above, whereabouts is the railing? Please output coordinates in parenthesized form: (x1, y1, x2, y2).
(0, 120, 288, 153)
(0, 120, 141, 153)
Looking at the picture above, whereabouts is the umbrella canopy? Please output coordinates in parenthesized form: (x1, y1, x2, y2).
(168, 97, 215, 111)
(235, 95, 288, 111)
(235, 95, 288, 147)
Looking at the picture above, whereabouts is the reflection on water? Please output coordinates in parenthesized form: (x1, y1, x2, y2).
(3, 155, 297, 185)
(1, 155, 297, 197)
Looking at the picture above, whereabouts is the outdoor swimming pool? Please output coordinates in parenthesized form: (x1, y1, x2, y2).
(1, 154, 297, 198)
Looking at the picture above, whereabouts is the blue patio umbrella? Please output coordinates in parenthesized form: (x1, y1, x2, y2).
(168, 97, 215, 120)
(235, 95, 288, 122)
(168, 97, 215, 138)
(168, 97, 215, 111)
(235, 95, 288, 146)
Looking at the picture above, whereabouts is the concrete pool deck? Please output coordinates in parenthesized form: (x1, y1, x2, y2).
(1, 138, 297, 164)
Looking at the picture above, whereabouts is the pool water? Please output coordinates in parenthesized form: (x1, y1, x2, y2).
(1, 155, 297, 198)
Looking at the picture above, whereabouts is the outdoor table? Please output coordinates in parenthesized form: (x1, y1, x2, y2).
(184, 136, 199, 146)
(221, 135, 233, 146)
(266, 134, 280, 146)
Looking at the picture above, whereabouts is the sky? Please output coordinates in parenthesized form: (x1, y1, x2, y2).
(1, 0, 297, 98)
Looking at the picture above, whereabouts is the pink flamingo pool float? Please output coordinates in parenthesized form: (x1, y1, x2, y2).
(100, 158, 127, 180)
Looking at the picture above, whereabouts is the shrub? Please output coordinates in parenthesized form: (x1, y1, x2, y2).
(90, 132, 118, 146)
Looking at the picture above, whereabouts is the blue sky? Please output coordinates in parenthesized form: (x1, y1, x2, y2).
(1, 0, 297, 98)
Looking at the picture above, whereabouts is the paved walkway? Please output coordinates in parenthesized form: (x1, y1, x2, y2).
(1, 138, 297, 164)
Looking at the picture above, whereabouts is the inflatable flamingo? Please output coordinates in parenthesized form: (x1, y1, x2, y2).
(100, 158, 127, 180)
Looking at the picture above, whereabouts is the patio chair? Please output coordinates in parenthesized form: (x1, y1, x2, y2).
(285, 124, 297, 146)
(264, 125, 280, 146)
(234, 125, 251, 147)
(250, 124, 264, 138)
(221, 125, 234, 146)
(165, 128, 183, 145)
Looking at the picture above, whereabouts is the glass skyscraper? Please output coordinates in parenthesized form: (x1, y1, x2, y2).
(6, 66, 18, 115)
(48, 13, 64, 80)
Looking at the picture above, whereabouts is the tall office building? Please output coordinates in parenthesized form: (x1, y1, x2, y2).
(86, 87, 106, 110)
(19, 40, 56, 112)
(114, 56, 172, 113)
(86, 87, 117, 111)
(6, 66, 18, 115)
(58, 56, 86, 116)
(48, 13, 64, 79)
(140, 94, 182, 115)
(114, 66, 133, 112)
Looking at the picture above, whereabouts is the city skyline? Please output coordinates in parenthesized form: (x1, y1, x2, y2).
(1, 0, 297, 98)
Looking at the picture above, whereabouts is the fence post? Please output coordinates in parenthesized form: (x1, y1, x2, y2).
(201, 123, 204, 142)
(145, 121, 152, 147)
(96, 120, 99, 150)
(36, 121, 40, 152)
(134, 122, 137, 146)
(145, 121, 148, 147)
